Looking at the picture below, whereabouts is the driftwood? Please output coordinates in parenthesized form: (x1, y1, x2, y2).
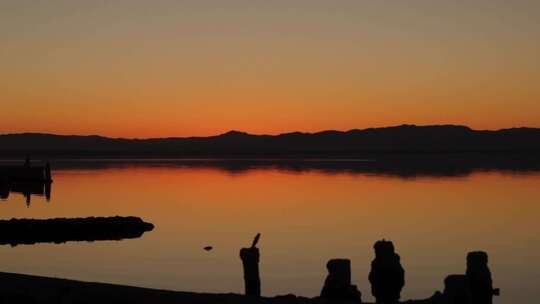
(240, 233, 262, 297)
(0, 216, 154, 246)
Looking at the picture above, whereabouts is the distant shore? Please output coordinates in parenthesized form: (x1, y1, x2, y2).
(1, 125, 539, 159)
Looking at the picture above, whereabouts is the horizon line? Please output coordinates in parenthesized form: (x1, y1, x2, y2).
(1, 123, 538, 141)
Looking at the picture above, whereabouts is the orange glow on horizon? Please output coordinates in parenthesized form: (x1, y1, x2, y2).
(1, 1, 539, 138)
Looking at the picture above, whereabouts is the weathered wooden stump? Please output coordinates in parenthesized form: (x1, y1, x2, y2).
(369, 240, 405, 304)
(240, 233, 261, 297)
(466, 251, 499, 304)
(320, 259, 362, 302)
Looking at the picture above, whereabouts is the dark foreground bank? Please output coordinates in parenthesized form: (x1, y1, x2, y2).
(0, 238, 497, 304)
(0, 271, 345, 304)
(0, 272, 445, 304)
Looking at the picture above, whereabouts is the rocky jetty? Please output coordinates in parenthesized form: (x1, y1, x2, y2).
(0, 216, 154, 246)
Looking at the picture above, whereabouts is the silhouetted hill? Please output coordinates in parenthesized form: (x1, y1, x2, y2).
(1, 125, 539, 158)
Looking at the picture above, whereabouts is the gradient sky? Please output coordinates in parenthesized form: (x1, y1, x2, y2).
(1, 0, 539, 138)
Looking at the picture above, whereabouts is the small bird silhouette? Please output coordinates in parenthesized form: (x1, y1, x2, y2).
(204, 246, 213, 251)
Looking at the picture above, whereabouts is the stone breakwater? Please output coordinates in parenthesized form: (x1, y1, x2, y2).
(0, 216, 154, 246)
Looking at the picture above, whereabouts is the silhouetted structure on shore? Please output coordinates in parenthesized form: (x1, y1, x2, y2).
(0, 158, 52, 183)
(0, 216, 154, 246)
(0, 181, 51, 206)
(320, 259, 362, 302)
(0, 158, 53, 205)
(369, 240, 405, 304)
(240, 233, 262, 297)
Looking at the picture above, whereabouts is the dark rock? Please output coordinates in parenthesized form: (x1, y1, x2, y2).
(443, 275, 471, 304)
(320, 259, 361, 303)
(466, 251, 499, 304)
(401, 291, 444, 304)
(368, 240, 405, 304)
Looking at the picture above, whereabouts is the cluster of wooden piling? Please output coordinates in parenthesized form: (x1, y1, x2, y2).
(239, 236, 498, 304)
(0, 157, 52, 183)
(0, 158, 53, 205)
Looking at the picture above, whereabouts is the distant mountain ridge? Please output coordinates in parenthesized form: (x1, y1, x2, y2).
(1, 125, 539, 158)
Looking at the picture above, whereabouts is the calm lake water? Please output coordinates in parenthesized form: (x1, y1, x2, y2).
(1, 160, 539, 303)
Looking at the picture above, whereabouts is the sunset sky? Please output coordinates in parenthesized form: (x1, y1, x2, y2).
(1, 0, 539, 138)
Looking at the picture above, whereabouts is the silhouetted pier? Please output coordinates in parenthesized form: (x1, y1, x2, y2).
(0, 158, 53, 183)
(0, 158, 53, 205)
(0, 181, 52, 206)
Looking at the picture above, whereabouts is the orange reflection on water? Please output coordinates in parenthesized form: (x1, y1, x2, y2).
(0, 165, 539, 303)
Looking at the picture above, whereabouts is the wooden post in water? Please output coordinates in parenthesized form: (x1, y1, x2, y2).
(44, 162, 52, 182)
(240, 233, 261, 297)
(45, 182, 51, 201)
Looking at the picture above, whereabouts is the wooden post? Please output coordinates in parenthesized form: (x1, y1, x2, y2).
(45, 182, 51, 201)
(44, 162, 52, 182)
(240, 233, 261, 297)
(25, 192, 31, 207)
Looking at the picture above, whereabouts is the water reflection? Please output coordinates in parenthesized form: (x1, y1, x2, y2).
(35, 156, 540, 178)
(0, 160, 538, 304)
(0, 181, 51, 206)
